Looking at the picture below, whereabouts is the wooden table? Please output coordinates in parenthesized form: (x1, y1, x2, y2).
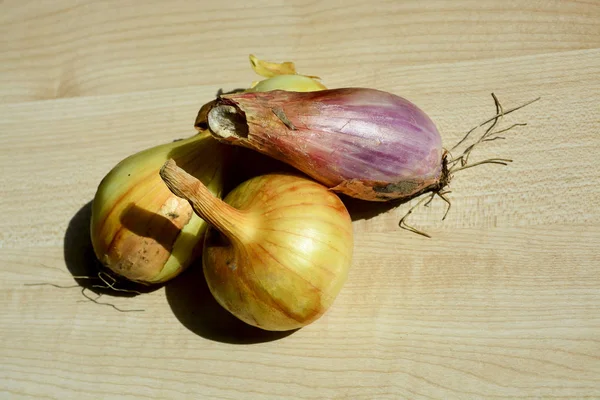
(2, 1, 599, 399)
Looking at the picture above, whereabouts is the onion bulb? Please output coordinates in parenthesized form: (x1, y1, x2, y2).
(90, 132, 230, 284)
(159, 159, 354, 331)
(203, 88, 444, 202)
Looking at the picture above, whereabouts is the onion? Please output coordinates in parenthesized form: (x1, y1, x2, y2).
(201, 87, 538, 236)
(90, 132, 230, 284)
(159, 159, 354, 331)
(204, 88, 444, 202)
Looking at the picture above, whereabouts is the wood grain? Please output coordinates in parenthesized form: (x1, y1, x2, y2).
(0, 0, 598, 103)
(1, 1, 599, 399)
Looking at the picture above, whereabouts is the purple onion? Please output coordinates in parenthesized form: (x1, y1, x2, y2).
(204, 88, 445, 201)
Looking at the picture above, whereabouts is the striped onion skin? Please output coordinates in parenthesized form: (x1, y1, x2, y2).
(206, 88, 444, 201)
(160, 162, 353, 331)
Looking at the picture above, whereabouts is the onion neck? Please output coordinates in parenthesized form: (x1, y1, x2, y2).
(159, 159, 251, 242)
(207, 105, 249, 140)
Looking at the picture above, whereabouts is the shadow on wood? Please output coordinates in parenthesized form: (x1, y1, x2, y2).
(165, 260, 297, 344)
(341, 195, 405, 222)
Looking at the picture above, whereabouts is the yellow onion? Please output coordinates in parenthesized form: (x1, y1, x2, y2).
(90, 132, 230, 284)
(159, 159, 354, 331)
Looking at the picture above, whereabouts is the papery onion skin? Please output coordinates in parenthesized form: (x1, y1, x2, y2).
(160, 161, 354, 331)
(206, 88, 444, 201)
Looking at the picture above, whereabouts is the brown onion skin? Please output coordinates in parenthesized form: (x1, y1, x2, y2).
(204, 88, 444, 202)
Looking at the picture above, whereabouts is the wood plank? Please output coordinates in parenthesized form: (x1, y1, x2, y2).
(1, 1, 599, 398)
(0, 0, 598, 103)
(2, 225, 599, 399)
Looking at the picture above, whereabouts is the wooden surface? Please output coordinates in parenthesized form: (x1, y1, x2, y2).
(2, 1, 600, 399)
